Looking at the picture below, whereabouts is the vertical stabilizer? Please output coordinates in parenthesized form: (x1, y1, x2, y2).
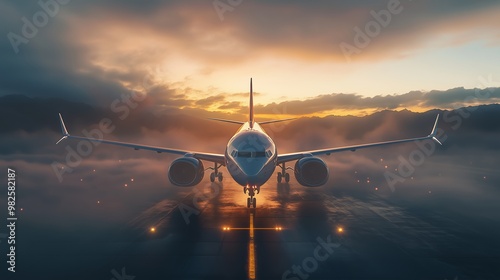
(249, 78, 254, 128)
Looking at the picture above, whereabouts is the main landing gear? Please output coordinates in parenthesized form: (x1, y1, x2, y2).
(277, 162, 291, 183)
(208, 163, 223, 182)
(244, 185, 260, 208)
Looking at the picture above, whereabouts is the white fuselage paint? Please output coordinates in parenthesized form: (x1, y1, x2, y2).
(225, 122, 277, 188)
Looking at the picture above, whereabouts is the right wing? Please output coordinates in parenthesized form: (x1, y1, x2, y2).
(277, 115, 441, 164)
(56, 114, 226, 165)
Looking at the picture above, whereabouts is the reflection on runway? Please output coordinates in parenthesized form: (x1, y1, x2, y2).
(248, 212, 256, 280)
(65, 177, 500, 279)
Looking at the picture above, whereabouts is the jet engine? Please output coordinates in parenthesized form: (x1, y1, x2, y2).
(168, 157, 204, 186)
(294, 157, 329, 187)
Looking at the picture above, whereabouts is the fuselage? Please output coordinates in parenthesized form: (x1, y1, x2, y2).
(225, 122, 277, 188)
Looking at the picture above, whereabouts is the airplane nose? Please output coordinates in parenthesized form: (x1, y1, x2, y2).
(237, 159, 265, 177)
(239, 164, 262, 177)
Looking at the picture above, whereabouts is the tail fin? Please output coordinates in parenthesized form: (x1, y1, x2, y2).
(206, 78, 254, 126)
(249, 78, 254, 128)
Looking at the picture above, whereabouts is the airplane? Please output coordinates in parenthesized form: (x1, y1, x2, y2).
(57, 78, 441, 208)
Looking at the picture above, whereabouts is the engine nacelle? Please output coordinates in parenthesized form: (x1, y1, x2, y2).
(294, 157, 329, 187)
(168, 157, 204, 187)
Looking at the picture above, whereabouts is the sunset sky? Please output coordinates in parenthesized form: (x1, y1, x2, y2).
(2, 0, 500, 117)
(3, 2, 500, 279)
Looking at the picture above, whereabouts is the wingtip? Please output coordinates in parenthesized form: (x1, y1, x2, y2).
(432, 136, 442, 146)
(58, 113, 70, 137)
(55, 136, 67, 145)
(430, 114, 439, 136)
(429, 114, 442, 145)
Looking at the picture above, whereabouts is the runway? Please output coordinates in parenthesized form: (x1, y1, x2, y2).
(13, 176, 500, 280)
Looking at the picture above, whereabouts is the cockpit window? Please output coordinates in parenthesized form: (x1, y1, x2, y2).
(236, 151, 267, 158)
(253, 151, 266, 157)
(237, 151, 251, 157)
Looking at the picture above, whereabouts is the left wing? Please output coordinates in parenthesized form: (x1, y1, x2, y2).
(277, 114, 441, 164)
(56, 114, 226, 165)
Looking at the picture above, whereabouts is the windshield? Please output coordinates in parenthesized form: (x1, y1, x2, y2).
(234, 150, 270, 158)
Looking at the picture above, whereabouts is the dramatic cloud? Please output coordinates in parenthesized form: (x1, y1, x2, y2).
(2, 2, 500, 279)
(254, 87, 500, 116)
(2, 1, 500, 108)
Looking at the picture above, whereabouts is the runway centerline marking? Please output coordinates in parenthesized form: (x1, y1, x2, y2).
(221, 214, 284, 279)
(248, 212, 256, 280)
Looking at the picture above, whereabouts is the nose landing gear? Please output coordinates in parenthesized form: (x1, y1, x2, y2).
(244, 185, 260, 208)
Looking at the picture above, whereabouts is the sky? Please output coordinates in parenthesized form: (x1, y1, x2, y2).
(1, 0, 500, 118)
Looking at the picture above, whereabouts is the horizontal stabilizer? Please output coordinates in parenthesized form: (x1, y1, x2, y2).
(207, 118, 245, 125)
(259, 118, 297, 125)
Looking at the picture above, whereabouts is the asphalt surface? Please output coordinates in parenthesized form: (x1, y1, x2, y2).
(10, 175, 500, 280)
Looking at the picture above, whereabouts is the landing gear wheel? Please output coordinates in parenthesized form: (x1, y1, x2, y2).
(210, 172, 215, 182)
(217, 172, 223, 182)
(252, 198, 256, 208)
(247, 197, 251, 208)
(277, 172, 282, 183)
(285, 173, 290, 183)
